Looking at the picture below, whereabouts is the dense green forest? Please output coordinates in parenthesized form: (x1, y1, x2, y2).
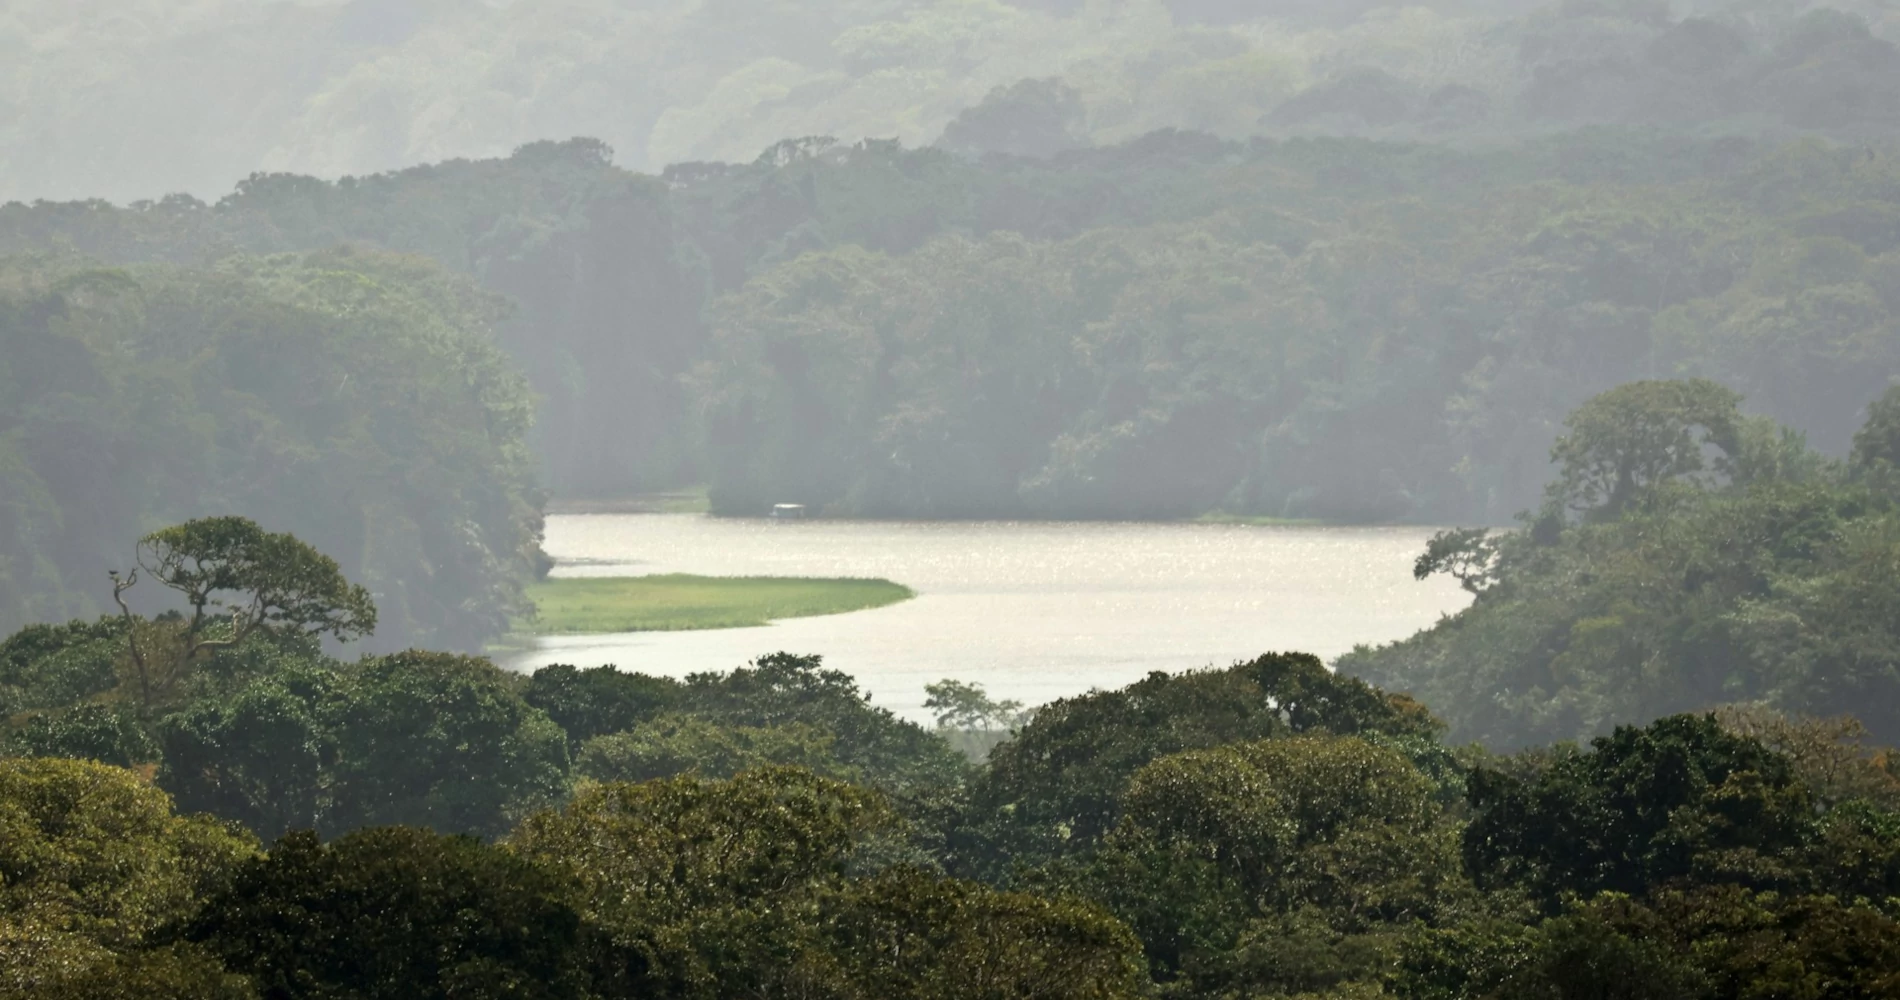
(14, 119, 1900, 639)
(8, 513, 1900, 997)
(12, 127, 1900, 523)
(11, 0, 1900, 994)
(1344, 379, 1900, 750)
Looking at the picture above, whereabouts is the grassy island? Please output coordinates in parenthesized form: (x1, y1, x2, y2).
(522, 574, 914, 634)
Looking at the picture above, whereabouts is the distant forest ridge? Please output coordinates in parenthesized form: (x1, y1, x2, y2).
(3, 0, 1900, 203)
(8, 127, 1900, 523)
(8, 0, 1900, 646)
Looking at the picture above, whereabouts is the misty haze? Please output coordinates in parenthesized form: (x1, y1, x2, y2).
(6, 0, 1900, 997)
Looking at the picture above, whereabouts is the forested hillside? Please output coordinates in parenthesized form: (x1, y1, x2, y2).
(5, 0, 1900, 203)
(8, 1, 1900, 644)
(11, 129, 1900, 523)
(12, 2, 1900, 993)
(1344, 379, 1900, 749)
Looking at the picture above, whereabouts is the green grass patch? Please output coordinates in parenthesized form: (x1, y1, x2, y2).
(521, 574, 915, 634)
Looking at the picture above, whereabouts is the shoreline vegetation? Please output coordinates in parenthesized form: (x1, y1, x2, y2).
(518, 574, 915, 635)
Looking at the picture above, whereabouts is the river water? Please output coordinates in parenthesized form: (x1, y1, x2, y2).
(505, 514, 1471, 723)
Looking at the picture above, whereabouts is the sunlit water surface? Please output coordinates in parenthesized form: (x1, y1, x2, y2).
(506, 515, 1471, 723)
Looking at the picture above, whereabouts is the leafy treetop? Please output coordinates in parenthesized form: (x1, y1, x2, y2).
(129, 516, 376, 655)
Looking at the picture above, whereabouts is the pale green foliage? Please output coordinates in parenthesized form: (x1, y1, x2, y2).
(1117, 735, 1446, 914)
(1713, 704, 1900, 809)
(1545, 379, 1744, 520)
(523, 574, 913, 633)
(1853, 384, 1900, 472)
(926, 679, 1030, 761)
(925, 679, 1029, 732)
(0, 757, 257, 946)
(509, 769, 894, 927)
(0, 758, 256, 995)
(508, 768, 894, 991)
(135, 514, 376, 650)
(827, 866, 1149, 1000)
(508, 769, 1147, 999)
(575, 714, 855, 783)
(698, 228, 1318, 517)
(116, 516, 374, 715)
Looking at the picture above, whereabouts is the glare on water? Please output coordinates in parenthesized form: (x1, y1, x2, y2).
(507, 515, 1472, 722)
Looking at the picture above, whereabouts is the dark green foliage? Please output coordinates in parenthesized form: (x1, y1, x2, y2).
(111, 516, 378, 718)
(1044, 735, 1464, 996)
(524, 663, 684, 751)
(176, 827, 623, 1000)
(957, 652, 1440, 876)
(11, 669, 1900, 1000)
(156, 659, 341, 840)
(1412, 528, 1503, 595)
(0, 619, 124, 715)
(1405, 888, 1900, 1000)
(321, 652, 569, 839)
(1462, 714, 1813, 905)
(6, 704, 157, 768)
(1808, 799, 1900, 900)
(676, 653, 972, 865)
(683, 653, 970, 796)
(822, 865, 1146, 1000)
(1, 526, 572, 843)
(1851, 383, 1900, 472)
(1393, 918, 1538, 1000)
(16, 944, 259, 1000)
(526, 657, 958, 793)
(157, 648, 568, 841)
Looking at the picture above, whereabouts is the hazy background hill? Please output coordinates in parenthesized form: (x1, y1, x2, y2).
(9, 0, 1900, 647)
(6, 0, 1900, 204)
